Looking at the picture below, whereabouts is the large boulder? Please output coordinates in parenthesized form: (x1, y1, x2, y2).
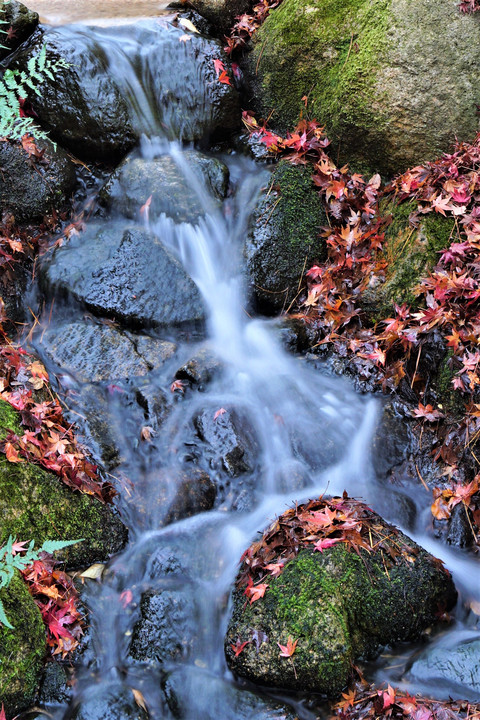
(40, 222, 206, 330)
(14, 21, 240, 160)
(225, 495, 457, 696)
(0, 572, 45, 718)
(0, 136, 76, 223)
(245, 160, 326, 313)
(245, 0, 480, 176)
(99, 150, 229, 223)
(0, 0, 38, 61)
(189, 0, 250, 34)
(0, 398, 127, 568)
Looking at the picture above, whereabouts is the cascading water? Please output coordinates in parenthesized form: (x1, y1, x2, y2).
(26, 12, 480, 719)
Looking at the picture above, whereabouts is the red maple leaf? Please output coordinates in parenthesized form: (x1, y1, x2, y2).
(213, 58, 226, 76)
(277, 636, 298, 657)
(230, 638, 251, 657)
(243, 578, 268, 603)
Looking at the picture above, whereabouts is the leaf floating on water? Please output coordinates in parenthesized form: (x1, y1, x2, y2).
(132, 688, 148, 713)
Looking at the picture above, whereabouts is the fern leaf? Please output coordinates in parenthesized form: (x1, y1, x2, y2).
(39, 539, 83, 554)
(0, 599, 14, 630)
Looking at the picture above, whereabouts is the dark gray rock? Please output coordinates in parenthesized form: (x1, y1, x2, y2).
(408, 635, 480, 702)
(175, 347, 223, 387)
(371, 403, 411, 478)
(446, 502, 475, 549)
(41, 322, 176, 382)
(41, 223, 206, 329)
(14, 21, 240, 159)
(194, 406, 259, 477)
(163, 666, 297, 720)
(0, 1, 38, 61)
(100, 151, 229, 223)
(72, 683, 148, 720)
(0, 136, 76, 223)
(245, 160, 326, 313)
(136, 467, 216, 526)
(38, 662, 72, 706)
(129, 586, 197, 665)
(188, 0, 250, 34)
(135, 380, 170, 429)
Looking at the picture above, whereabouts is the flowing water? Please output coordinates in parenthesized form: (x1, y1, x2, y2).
(24, 12, 480, 719)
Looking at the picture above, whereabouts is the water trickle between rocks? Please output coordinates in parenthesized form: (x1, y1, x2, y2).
(21, 11, 480, 719)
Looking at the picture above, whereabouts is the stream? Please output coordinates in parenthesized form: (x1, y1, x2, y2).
(22, 8, 480, 719)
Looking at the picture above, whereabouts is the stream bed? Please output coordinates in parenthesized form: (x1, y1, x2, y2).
(21, 7, 480, 719)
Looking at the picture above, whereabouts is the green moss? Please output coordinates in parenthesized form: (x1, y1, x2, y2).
(0, 572, 45, 717)
(435, 350, 465, 418)
(0, 398, 23, 440)
(362, 199, 457, 320)
(248, 0, 392, 173)
(248, 160, 326, 312)
(0, 457, 126, 568)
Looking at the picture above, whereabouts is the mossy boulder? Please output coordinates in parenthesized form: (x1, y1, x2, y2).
(245, 0, 480, 176)
(245, 160, 326, 313)
(0, 399, 127, 568)
(0, 572, 45, 717)
(0, 0, 38, 61)
(225, 501, 457, 696)
(361, 199, 456, 321)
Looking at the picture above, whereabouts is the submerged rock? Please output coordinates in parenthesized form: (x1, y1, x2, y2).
(0, 136, 76, 223)
(72, 683, 148, 720)
(14, 20, 240, 159)
(245, 160, 326, 313)
(41, 223, 206, 329)
(100, 151, 229, 223)
(194, 406, 259, 477)
(163, 666, 297, 720)
(0, 573, 45, 718)
(0, 0, 38, 61)
(408, 634, 480, 702)
(245, 0, 480, 175)
(225, 496, 457, 696)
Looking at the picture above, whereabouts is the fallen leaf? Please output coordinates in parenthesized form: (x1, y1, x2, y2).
(214, 408, 226, 420)
(80, 563, 105, 580)
(277, 636, 298, 658)
(132, 688, 148, 712)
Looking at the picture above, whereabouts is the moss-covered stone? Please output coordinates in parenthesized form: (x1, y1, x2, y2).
(225, 508, 457, 695)
(0, 572, 45, 717)
(245, 0, 480, 176)
(245, 160, 326, 313)
(0, 399, 127, 568)
(361, 199, 456, 321)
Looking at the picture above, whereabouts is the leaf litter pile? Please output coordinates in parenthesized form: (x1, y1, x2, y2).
(242, 110, 480, 547)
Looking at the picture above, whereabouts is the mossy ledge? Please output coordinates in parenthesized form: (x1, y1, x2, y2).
(0, 398, 127, 568)
(0, 572, 45, 717)
(225, 511, 457, 695)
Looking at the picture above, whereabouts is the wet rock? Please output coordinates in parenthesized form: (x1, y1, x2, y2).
(0, 136, 76, 223)
(225, 498, 457, 696)
(139, 467, 216, 525)
(194, 406, 259, 477)
(371, 403, 411, 479)
(14, 21, 240, 159)
(408, 634, 480, 702)
(0, 0, 38, 61)
(0, 251, 33, 330)
(100, 151, 229, 223)
(188, 0, 250, 34)
(245, 0, 480, 176)
(135, 380, 170, 429)
(41, 321, 176, 382)
(245, 160, 326, 313)
(38, 661, 72, 706)
(272, 316, 311, 353)
(40, 223, 206, 329)
(0, 397, 127, 567)
(129, 585, 197, 665)
(163, 666, 297, 720)
(72, 683, 148, 720)
(446, 502, 474, 549)
(0, 573, 45, 718)
(175, 347, 223, 387)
